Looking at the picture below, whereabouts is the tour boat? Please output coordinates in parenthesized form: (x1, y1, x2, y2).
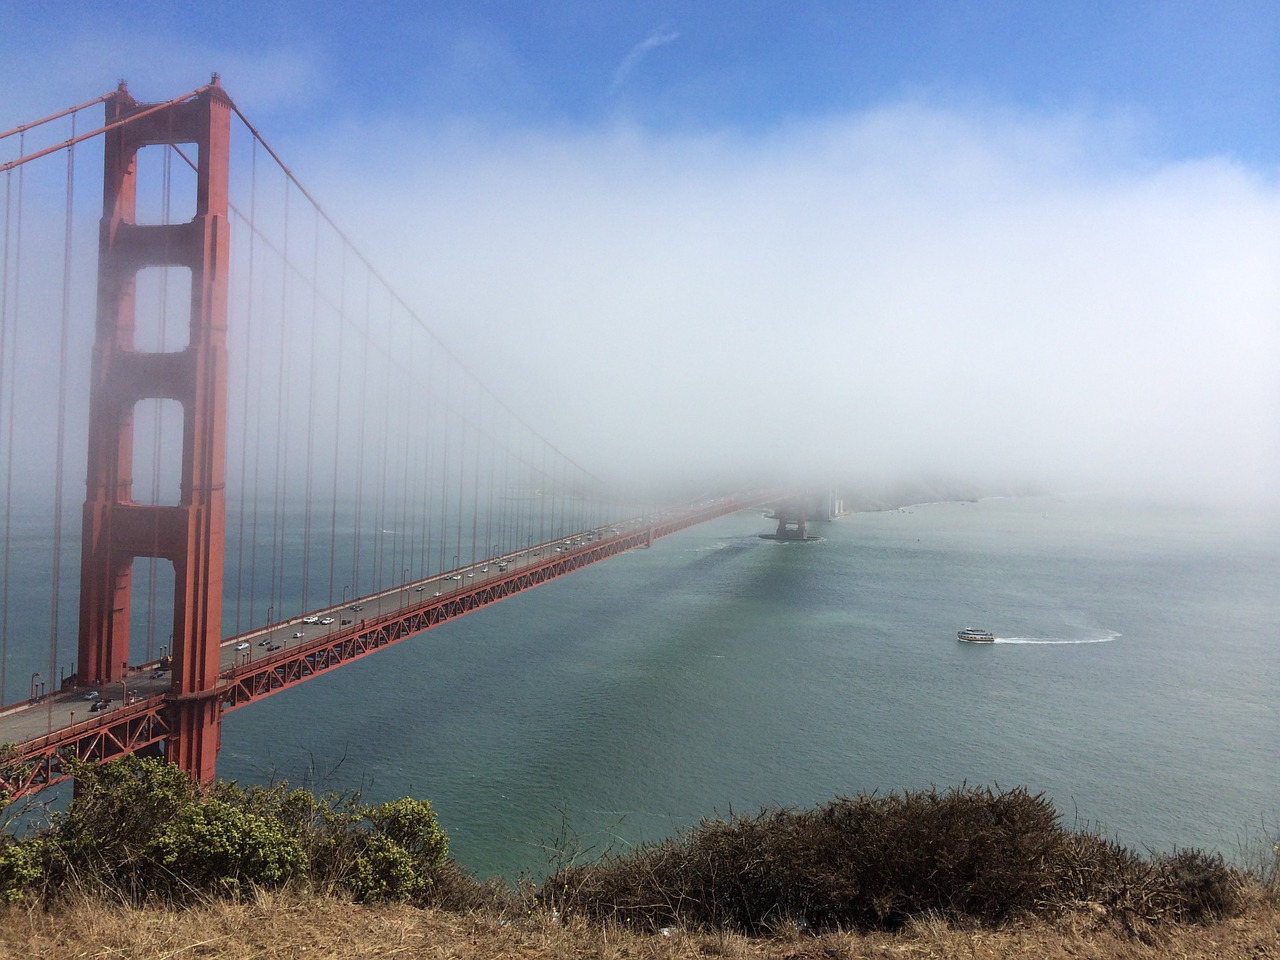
(957, 628, 995, 643)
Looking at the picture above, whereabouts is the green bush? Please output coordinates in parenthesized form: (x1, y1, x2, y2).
(0, 756, 464, 907)
(45, 755, 202, 897)
(0, 835, 45, 904)
(366, 797, 449, 867)
(349, 834, 426, 902)
(211, 781, 368, 892)
(144, 798, 307, 899)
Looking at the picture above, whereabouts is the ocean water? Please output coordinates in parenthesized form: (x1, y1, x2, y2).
(214, 494, 1280, 878)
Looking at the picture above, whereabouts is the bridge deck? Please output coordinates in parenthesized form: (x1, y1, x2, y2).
(0, 494, 781, 796)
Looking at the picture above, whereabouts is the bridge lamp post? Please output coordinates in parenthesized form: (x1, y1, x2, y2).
(29, 672, 40, 702)
(342, 585, 349, 604)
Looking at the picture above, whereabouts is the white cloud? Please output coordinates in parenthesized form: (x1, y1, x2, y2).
(307, 101, 1279, 505)
(611, 28, 681, 91)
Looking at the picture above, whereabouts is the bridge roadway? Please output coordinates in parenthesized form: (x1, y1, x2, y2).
(0, 492, 783, 794)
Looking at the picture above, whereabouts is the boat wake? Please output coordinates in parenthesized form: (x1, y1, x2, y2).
(995, 631, 1119, 645)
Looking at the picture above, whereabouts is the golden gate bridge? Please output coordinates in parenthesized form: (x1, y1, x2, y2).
(0, 79, 790, 796)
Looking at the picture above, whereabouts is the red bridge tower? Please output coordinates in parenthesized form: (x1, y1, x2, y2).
(77, 79, 231, 784)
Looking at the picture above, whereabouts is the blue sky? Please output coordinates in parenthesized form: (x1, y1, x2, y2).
(3, 3, 1279, 502)
(5, 1, 1277, 163)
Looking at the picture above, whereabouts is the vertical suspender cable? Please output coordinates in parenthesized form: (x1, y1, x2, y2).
(415, 323, 431, 576)
(235, 137, 260, 631)
(436, 356, 450, 574)
(487, 396, 495, 557)
(326, 242, 347, 604)
(0, 134, 22, 703)
(269, 180, 290, 616)
(454, 390, 465, 570)
(48, 121, 77, 715)
(145, 145, 175, 662)
(396, 321, 410, 582)
(300, 204, 320, 611)
(484, 399, 496, 561)
(469, 384, 480, 566)
(351, 270, 371, 596)
(373, 290, 391, 590)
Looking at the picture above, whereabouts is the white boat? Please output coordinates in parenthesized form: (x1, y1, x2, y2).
(957, 628, 995, 643)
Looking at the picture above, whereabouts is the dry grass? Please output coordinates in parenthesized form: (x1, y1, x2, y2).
(1, 889, 1277, 960)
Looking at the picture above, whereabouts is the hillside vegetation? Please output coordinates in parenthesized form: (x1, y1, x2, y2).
(0, 757, 1276, 958)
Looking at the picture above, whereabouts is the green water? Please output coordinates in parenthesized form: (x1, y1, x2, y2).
(212, 494, 1279, 878)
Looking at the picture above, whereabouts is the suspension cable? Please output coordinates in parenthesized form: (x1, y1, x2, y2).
(48, 117, 77, 703)
(0, 91, 112, 141)
(0, 133, 23, 703)
(0, 85, 211, 174)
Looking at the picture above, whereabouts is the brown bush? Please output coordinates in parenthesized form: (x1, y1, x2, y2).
(542, 786, 1245, 936)
(418, 858, 514, 913)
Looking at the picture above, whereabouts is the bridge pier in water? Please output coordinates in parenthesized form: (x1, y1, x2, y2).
(761, 486, 840, 541)
(773, 514, 809, 540)
(76, 80, 232, 784)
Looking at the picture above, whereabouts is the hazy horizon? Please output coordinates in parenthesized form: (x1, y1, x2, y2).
(3, 4, 1277, 509)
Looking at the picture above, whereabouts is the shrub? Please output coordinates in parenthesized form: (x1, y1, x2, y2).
(366, 797, 448, 867)
(349, 834, 426, 903)
(543, 786, 1246, 935)
(144, 797, 307, 899)
(0, 835, 44, 903)
(44, 755, 201, 896)
(1155, 848, 1242, 923)
(1, 757, 460, 908)
(212, 781, 368, 892)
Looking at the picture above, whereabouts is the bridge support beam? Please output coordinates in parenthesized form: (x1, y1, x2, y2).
(77, 79, 231, 785)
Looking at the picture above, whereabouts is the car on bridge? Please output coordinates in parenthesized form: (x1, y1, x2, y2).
(320, 617, 335, 624)
(236, 642, 249, 650)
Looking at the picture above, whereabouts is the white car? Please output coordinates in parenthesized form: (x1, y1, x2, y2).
(235, 641, 249, 650)
(319, 617, 335, 625)
(302, 615, 320, 624)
